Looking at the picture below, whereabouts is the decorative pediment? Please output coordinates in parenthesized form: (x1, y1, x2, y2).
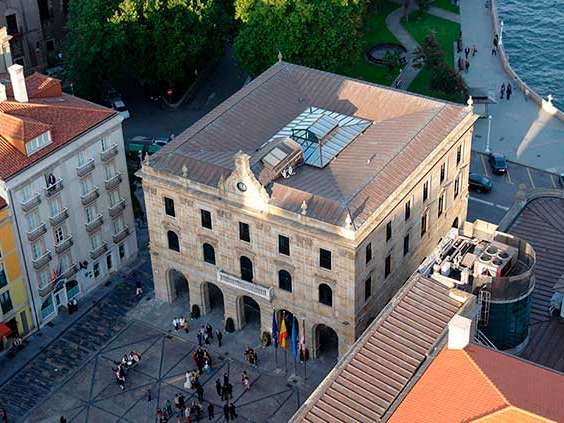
(222, 151, 270, 213)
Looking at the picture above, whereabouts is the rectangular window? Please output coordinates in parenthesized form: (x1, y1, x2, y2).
(106, 254, 113, 271)
(405, 200, 411, 221)
(239, 222, 250, 242)
(113, 216, 125, 234)
(164, 197, 175, 217)
(364, 276, 372, 301)
(438, 191, 445, 217)
(80, 176, 93, 195)
(0, 264, 7, 289)
(403, 234, 410, 256)
(365, 243, 372, 264)
(0, 291, 13, 314)
(104, 162, 117, 180)
(77, 150, 88, 167)
(456, 144, 462, 165)
(423, 180, 429, 202)
(26, 211, 40, 231)
(108, 189, 120, 206)
(90, 232, 102, 250)
(26, 132, 51, 155)
(201, 209, 212, 229)
(440, 162, 447, 184)
(6, 14, 18, 35)
(93, 262, 100, 278)
(385, 255, 392, 278)
(101, 138, 110, 151)
(38, 271, 49, 287)
(386, 221, 392, 242)
(49, 196, 63, 216)
(421, 210, 428, 237)
(54, 226, 65, 244)
(278, 235, 290, 256)
(85, 204, 97, 223)
(454, 174, 460, 198)
(31, 240, 44, 260)
(19, 184, 33, 202)
(119, 244, 125, 260)
(320, 248, 332, 270)
(59, 254, 70, 272)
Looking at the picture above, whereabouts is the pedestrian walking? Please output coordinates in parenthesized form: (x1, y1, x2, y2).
(197, 332, 203, 347)
(222, 383, 228, 401)
(506, 83, 512, 100)
(500, 83, 506, 100)
(472, 45, 477, 56)
(227, 383, 233, 399)
(146, 388, 152, 402)
(207, 402, 214, 420)
(216, 379, 222, 396)
(223, 403, 230, 421)
(464, 47, 470, 59)
(135, 280, 143, 297)
(60, 417, 67, 423)
(216, 330, 223, 347)
(465, 59, 470, 73)
(456, 37, 462, 53)
(229, 403, 237, 420)
(197, 384, 204, 401)
(166, 399, 174, 417)
(491, 46, 497, 56)
(223, 372, 229, 386)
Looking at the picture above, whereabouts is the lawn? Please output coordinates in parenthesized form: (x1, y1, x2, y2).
(433, 0, 460, 14)
(336, 1, 402, 86)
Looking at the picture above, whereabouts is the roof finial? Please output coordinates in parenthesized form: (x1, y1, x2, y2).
(181, 164, 188, 178)
(300, 200, 308, 215)
(466, 96, 473, 109)
(278, 51, 283, 63)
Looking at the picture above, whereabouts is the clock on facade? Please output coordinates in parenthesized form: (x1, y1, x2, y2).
(237, 182, 247, 192)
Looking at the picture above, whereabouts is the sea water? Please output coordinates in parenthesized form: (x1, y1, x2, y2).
(497, 0, 564, 109)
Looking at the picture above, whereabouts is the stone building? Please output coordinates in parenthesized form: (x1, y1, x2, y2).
(140, 62, 478, 357)
(0, 65, 137, 327)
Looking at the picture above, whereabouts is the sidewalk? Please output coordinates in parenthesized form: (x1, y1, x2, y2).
(459, 0, 564, 173)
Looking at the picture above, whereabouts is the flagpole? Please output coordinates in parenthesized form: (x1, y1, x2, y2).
(302, 319, 307, 380)
(284, 348, 287, 374)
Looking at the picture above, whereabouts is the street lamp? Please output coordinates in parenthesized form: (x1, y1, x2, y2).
(486, 115, 492, 154)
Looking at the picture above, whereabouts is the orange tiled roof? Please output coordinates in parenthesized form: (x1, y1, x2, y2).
(0, 73, 115, 180)
(389, 344, 564, 423)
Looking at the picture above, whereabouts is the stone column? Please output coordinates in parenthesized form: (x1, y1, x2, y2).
(151, 256, 172, 302)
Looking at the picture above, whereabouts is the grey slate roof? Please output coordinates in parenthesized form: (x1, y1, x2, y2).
(150, 62, 474, 227)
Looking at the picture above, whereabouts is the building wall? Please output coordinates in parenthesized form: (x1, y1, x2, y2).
(1, 116, 138, 327)
(0, 204, 34, 350)
(0, 0, 46, 71)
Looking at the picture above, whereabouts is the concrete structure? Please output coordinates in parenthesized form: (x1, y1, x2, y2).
(140, 62, 477, 357)
(0, 1, 46, 71)
(0, 196, 34, 351)
(0, 66, 137, 327)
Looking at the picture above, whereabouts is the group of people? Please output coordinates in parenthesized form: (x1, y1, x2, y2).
(216, 373, 234, 401)
(112, 351, 141, 390)
(156, 397, 213, 422)
(243, 347, 258, 367)
(192, 346, 213, 374)
(456, 35, 477, 73)
(197, 323, 222, 347)
(499, 82, 513, 100)
(173, 317, 189, 333)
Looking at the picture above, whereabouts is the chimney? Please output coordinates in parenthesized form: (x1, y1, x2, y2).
(8, 64, 28, 103)
(0, 84, 6, 102)
(448, 314, 473, 349)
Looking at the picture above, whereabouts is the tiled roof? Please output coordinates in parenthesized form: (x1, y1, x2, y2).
(0, 74, 115, 180)
(150, 62, 476, 228)
(291, 274, 466, 422)
(390, 344, 564, 422)
(501, 195, 564, 372)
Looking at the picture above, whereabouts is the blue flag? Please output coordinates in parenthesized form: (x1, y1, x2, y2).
(272, 311, 278, 349)
(291, 317, 298, 358)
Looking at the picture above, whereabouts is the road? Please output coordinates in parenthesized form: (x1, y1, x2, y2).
(467, 150, 562, 224)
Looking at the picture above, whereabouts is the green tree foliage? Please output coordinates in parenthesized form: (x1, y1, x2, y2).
(430, 62, 467, 97)
(66, 0, 231, 100)
(413, 31, 444, 69)
(416, 0, 432, 12)
(234, 0, 365, 76)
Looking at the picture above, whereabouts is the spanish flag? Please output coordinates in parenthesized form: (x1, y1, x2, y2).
(278, 316, 288, 350)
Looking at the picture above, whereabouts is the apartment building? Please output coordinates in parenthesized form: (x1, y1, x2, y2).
(140, 62, 477, 357)
(0, 64, 137, 326)
(0, 196, 34, 350)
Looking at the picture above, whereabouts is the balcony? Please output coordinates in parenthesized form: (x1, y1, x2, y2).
(32, 250, 51, 270)
(100, 144, 118, 162)
(44, 179, 64, 197)
(76, 158, 95, 177)
(89, 243, 108, 260)
(104, 173, 122, 191)
(80, 187, 99, 206)
(54, 235, 73, 254)
(20, 192, 41, 212)
(109, 198, 126, 218)
(38, 281, 55, 298)
(217, 270, 274, 302)
(60, 263, 79, 279)
(112, 226, 129, 244)
(27, 223, 47, 242)
(85, 214, 104, 233)
(49, 208, 69, 226)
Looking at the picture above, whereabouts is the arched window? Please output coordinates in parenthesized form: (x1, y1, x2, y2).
(319, 283, 332, 307)
(278, 270, 292, 292)
(240, 256, 253, 282)
(203, 243, 216, 265)
(167, 230, 180, 252)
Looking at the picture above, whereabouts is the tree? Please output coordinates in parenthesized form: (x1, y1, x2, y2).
(413, 31, 444, 69)
(234, 0, 364, 76)
(416, 0, 432, 12)
(66, 0, 231, 100)
(430, 62, 468, 97)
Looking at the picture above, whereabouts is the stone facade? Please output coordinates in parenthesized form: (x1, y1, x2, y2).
(141, 112, 475, 358)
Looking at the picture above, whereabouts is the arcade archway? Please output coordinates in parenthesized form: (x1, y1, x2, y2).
(237, 295, 261, 330)
(167, 269, 189, 303)
(314, 324, 338, 361)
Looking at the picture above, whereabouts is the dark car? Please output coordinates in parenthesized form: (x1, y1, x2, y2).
(469, 173, 493, 192)
(488, 153, 507, 174)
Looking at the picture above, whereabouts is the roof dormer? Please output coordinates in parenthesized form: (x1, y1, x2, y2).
(25, 130, 52, 156)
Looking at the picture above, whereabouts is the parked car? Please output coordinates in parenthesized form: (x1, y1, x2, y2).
(152, 136, 171, 147)
(488, 153, 507, 174)
(559, 173, 564, 188)
(109, 96, 130, 119)
(469, 173, 493, 193)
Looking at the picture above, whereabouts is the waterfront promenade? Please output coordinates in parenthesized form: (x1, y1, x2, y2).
(459, 0, 564, 173)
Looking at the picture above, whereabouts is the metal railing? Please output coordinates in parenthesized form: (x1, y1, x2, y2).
(85, 214, 104, 233)
(20, 192, 41, 212)
(89, 243, 108, 260)
(217, 270, 274, 301)
(26, 223, 47, 241)
(54, 235, 73, 254)
(76, 158, 95, 177)
(44, 179, 64, 197)
(32, 250, 52, 270)
(104, 173, 122, 190)
(475, 329, 498, 350)
(100, 144, 118, 161)
(112, 226, 129, 244)
(109, 198, 126, 217)
(49, 208, 69, 226)
(80, 187, 99, 206)
(60, 263, 79, 279)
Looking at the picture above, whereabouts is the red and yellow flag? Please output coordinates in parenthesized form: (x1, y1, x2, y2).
(278, 317, 288, 349)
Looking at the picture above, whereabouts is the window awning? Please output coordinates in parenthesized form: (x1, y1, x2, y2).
(0, 323, 13, 338)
